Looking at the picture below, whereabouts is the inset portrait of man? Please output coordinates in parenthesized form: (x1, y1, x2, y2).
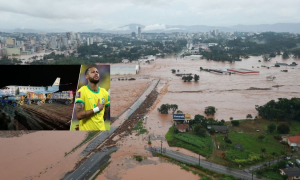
(74, 66, 110, 131)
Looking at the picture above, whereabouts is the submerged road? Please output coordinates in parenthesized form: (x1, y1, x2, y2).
(64, 147, 118, 180)
(80, 79, 160, 156)
(64, 79, 161, 179)
(147, 147, 268, 180)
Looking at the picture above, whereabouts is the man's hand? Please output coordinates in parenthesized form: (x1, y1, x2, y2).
(97, 99, 104, 111)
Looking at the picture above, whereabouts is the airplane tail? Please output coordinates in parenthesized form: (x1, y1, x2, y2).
(52, 78, 60, 86)
(46, 78, 60, 93)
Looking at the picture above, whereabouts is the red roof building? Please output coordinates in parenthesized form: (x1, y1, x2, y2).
(288, 135, 300, 150)
(176, 124, 189, 133)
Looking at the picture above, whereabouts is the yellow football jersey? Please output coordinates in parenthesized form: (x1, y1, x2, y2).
(75, 85, 110, 131)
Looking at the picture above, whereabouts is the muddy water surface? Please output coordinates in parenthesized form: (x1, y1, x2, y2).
(0, 131, 86, 180)
(104, 55, 300, 179)
(110, 78, 151, 117)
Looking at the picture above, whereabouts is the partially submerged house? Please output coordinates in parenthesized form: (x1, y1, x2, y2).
(280, 167, 300, 180)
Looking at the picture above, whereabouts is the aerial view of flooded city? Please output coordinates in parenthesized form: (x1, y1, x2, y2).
(1, 0, 300, 180)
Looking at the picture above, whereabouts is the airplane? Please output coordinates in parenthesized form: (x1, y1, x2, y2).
(0, 77, 60, 98)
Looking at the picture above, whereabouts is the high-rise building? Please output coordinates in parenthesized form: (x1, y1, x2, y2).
(66, 32, 74, 40)
(76, 33, 81, 40)
(62, 38, 68, 46)
(87, 38, 90, 46)
(6, 37, 16, 47)
(49, 36, 57, 49)
(89, 38, 93, 45)
(138, 27, 141, 39)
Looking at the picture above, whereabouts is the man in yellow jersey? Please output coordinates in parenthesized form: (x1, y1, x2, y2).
(75, 66, 110, 131)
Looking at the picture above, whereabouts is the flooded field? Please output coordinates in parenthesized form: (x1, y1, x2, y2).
(136, 55, 300, 120)
(96, 144, 200, 180)
(0, 131, 86, 179)
(103, 55, 300, 179)
(110, 78, 151, 117)
(1, 55, 299, 179)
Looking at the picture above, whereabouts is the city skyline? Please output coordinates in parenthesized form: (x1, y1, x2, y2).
(1, 0, 300, 32)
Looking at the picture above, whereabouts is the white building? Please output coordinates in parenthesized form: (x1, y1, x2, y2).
(184, 55, 203, 60)
(111, 65, 139, 75)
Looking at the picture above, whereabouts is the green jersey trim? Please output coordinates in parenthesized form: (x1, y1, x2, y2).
(75, 100, 85, 104)
(87, 85, 100, 94)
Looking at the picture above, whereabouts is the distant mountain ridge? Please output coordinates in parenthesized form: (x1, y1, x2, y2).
(1, 23, 300, 33)
(94, 23, 300, 33)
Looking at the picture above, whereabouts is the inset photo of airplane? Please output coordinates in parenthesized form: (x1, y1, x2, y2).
(0, 65, 81, 130)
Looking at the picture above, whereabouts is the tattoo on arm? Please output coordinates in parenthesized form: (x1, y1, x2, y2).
(75, 103, 84, 114)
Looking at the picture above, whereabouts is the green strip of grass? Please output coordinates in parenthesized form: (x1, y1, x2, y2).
(65, 131, 100, 156)
(165, 126, 213, 158)
(132, 120, 148, 136)
(90, 161, 111, 180)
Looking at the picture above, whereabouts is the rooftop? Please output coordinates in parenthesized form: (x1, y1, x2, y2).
(282, 167, 300, 176)
(288, 135, 300, 145)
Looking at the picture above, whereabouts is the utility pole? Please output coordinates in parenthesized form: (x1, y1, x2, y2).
(161, 140, 163, 154)
(199, 154, 200, 166)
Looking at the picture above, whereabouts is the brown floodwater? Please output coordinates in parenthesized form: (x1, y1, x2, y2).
(0, 131, 87, 180)
(118, 162, 200, 180)
(1, 55, 299, 180)
(96, 155, 200, 180)
(103, 55, 300, 179)
(110, 78, 151, 117)
(136, 55, 300, 120)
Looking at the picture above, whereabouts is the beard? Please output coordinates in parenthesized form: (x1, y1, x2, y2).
(88, 76, 100, 84)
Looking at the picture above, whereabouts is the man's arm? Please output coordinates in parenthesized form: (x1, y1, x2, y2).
(104, 105, 110, 120)
(75, 100, 105, 120)
(75, 103, 94, 120)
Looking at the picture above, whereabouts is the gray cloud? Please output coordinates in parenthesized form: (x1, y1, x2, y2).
(0, 0, 299, 31)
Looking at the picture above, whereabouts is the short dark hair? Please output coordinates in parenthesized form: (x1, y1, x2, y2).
(85, 66, 97, 75)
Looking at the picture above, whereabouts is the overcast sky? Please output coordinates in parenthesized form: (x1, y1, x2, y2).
(0, 0, 300, 31)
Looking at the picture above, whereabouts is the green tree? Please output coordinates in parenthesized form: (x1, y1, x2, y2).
(258, 135, 265, 141)
(182, 75, 193, 82)
(246, 114, 252, 119)
(261, 148, 266, 157)
(194, 74, 200, 82)
(170, 104, 178, 114)
(231, 120, 240, 126)
(194, 114, 206, 125)
(271, 152, 277, 161)
(177, 110, 183, 114)
(204, 106, 217, 116)
(194, 125, 206, 137)
(171, 69, 176, 73)
(277, 123, 290, 134)
(157, 104, 170, 114)
(269, 52, 276, 57)
(225, 139, 232, 144)
(267, 123, 276, 133)
(282, 51, 289, 59)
